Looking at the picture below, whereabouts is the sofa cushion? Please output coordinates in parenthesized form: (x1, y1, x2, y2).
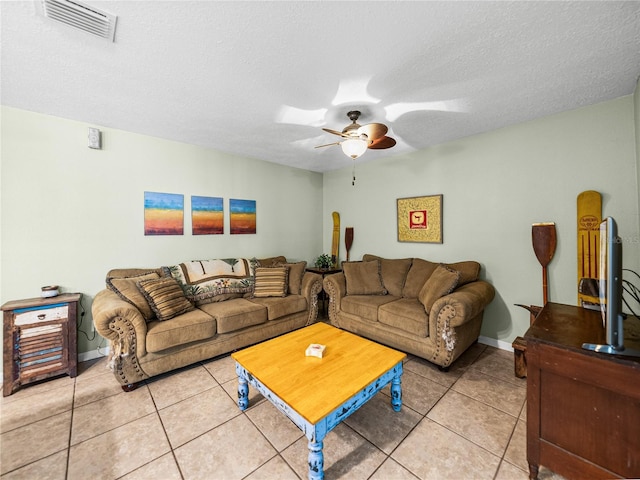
(446, 261, 481, 286)
(343, 260, 388, 295)
(379, 298, 429, 337)
(198, 298, 267, 334)
(276, 261, 307, 295)
(362, 255, 413, 297)
(106, 271, 160, 321)
(419, 264, 461, 313)
(164, 258, 255, 305)
(249, 294, 307, 321)
(402, 258, 439, 298)
(146, 308, 216, 353)
(137, 277, 195, 322)
(257, 256, 287, 267)
(252, 266, 289, 298)
(342, 295, 400, 322)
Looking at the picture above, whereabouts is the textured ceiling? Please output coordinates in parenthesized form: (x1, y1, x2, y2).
(2, 1, 639, 172)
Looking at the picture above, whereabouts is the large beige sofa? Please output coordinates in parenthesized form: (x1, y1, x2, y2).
(324, 254, 495, 369)
(92, 256, 322, 389)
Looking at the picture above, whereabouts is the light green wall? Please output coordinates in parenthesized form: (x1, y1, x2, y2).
(0, 107, 323, 356)
(323, 96, 640, 347)
(2, 95, 639, 358)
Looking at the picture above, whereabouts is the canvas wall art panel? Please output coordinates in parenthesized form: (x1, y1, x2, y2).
(144, 191, 184, 235)
(192, 195, 223, 235)
(230, 198, 256, 234)
(397, 195, 443, 243)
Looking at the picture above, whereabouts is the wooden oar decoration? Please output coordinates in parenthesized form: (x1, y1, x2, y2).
(331, 212, 340, 268)
(532, 222, 557, 305)
(345, 227, 354, 262)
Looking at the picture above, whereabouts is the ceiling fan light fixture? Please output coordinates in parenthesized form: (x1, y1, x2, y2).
(341, 139, 368, 159)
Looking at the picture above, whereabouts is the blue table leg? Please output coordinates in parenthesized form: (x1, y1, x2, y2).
(390, 371, 402, 412)
(238, 376, 249, 410)
(308, 439, 324, 480)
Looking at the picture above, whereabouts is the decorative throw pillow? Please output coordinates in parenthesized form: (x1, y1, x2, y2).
(252, 266, 289, 298)
(106, 271, 160, 321)
(137, 277, 195, 321)
(403, 258, 439, 298)
(343, 260, 388, 296)
(418, 264, 460, 313)
(276, 261, 307, 295)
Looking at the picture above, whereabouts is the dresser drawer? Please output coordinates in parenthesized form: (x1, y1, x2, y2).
(14, 304, 68, 326)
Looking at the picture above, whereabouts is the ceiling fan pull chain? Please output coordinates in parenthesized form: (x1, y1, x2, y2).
(352, 163, 356, 186)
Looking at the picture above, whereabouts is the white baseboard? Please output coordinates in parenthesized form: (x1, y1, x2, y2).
(78, 347, 110, 363)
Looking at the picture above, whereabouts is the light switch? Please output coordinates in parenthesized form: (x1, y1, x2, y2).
(88, 127, 102, 149)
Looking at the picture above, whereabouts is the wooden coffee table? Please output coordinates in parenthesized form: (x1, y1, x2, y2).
(231, 322, 406, 480)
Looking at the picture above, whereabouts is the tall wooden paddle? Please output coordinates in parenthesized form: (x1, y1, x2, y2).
(532, 222, 557, 305)
(345, 227, 354, 262)
(577, 190, 602, 307)
(331, 212, 340, 268)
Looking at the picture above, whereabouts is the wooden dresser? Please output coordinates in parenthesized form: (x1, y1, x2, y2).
(524, 302, 640, 479)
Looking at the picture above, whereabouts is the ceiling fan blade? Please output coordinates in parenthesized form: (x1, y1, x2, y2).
(322, 128, 349, 138)
(314, 141, 341, 149)
(358, 123, 388, 141)
(368, 136, 396, 149)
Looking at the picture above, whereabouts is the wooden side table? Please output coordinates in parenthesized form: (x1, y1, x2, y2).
(305, 268, 342, 315)
(2, 293, 82, 396)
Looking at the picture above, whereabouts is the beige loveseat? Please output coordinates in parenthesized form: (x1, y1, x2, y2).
(92, 256, 322, 390)
(324, 254, 495, 369)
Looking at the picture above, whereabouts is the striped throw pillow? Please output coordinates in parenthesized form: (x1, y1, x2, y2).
(137, 277, 194, 321)
(252, 267, 289, 298)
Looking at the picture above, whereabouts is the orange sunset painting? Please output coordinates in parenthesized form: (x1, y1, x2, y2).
(230, 198, 256, 234)
(192, 195, 223, 235)
(144, 191, 184, 235)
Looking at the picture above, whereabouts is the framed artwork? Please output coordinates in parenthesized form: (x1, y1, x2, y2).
(229, 198, 256, 234)
(192, 196, 223, 235)
(144, 191, 184, 235)
(397, 194, 443, 243)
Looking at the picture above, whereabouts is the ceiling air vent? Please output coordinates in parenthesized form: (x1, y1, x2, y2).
(36, 0, 117, 42)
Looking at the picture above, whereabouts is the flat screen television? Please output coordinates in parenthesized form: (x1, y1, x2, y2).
(582, 217, 640, 357)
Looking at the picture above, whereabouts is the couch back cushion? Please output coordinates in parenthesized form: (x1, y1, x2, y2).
(343, 260, 388, 295)
(402, 258, 439, 298)
(106, 271, 161, 321)
(446, 261, 481, 285)
(257, 256, 287, 267)
(363, 254, 413, 297)
(276, 261, 307, 295)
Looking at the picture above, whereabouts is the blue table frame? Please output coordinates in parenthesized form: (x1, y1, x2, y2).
(235, 360, 403, 480)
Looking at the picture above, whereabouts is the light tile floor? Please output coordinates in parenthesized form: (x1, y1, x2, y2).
(1, 339, 566, 479)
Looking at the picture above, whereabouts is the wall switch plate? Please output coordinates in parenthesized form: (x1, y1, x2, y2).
(88, 127, 102, 149)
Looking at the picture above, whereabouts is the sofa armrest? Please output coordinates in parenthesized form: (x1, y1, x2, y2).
(428, 280, 495, 351)
(323, 272, 346, 323)
(431, 281, 495, 328)
(301, 272, 323, 325)
(92, 289, 150, 385)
